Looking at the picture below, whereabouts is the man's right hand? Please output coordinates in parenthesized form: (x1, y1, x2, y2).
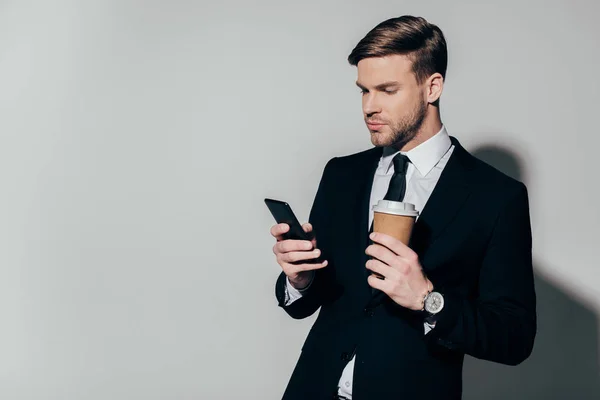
(271, 222, 328, 290)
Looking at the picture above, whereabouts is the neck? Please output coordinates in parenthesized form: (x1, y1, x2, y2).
(398, 110, 443, 152)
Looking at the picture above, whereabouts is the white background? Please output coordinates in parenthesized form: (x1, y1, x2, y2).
(0, 0, 599, 399)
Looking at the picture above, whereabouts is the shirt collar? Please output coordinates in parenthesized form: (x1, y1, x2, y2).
(380, 125, 452, 177)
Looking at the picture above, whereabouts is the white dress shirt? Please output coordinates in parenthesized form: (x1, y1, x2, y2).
(284, 126, 454, 399)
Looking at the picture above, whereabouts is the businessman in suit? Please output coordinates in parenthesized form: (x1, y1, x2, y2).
(270, 16, 536, 399)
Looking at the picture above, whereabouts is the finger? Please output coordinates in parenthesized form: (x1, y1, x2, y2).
(281, 249, 322, 264)
(301, 222, 318, 247)
(365, 258, 398, 280)
(369, 232, 414, 258)
(274, 239, 314, 255)
(279, 240, 314, 254)
(367, 274, 390, 293)
(365, 243, 398, 267)
(302, 222, 316, 241)
(271, 223, 289, 240)
(286, 260, 329, 273)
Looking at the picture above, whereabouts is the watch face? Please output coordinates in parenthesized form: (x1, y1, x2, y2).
(425, 292, 444, 314)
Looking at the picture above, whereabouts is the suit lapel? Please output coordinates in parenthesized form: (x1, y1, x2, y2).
(357, 148, 383, 250)
(409, 137, 474, 258)
(351, 147, 383, 299)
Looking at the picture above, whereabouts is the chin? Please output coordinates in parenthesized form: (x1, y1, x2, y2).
(370, 131, 394, 147)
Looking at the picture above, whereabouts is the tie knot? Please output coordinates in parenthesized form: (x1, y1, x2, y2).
(392, 154, 410, 175)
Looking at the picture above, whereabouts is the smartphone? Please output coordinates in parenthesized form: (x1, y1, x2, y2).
(264, 198, 313, 241)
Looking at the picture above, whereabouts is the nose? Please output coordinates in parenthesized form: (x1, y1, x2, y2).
(362, 93, 381, 117)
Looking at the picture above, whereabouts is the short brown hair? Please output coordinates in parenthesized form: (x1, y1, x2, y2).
(348, 16, 447, 84)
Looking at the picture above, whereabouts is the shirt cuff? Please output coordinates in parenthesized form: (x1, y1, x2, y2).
(284, 274, 314, 306)
(424, 320, 437, 335)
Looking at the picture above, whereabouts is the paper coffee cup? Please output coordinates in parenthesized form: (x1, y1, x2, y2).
(372, 200, 419, 245)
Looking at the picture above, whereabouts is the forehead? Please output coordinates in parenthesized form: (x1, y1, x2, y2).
(356, 55, 415, 85)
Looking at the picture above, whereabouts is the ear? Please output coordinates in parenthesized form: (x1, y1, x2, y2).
(425, 73, 444, 104)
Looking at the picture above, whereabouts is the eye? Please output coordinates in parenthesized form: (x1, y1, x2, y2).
(385, 89, 398, 95)
(359, 89, 368, 95)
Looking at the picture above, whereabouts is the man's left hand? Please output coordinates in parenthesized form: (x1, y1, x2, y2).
(365, 232, 432, 311)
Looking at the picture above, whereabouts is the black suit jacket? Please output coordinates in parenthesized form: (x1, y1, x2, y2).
(275, 137, 536, 400)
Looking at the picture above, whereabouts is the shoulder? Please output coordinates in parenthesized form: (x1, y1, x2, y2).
(464, 149, 529, 203)
(323, 147, 381, 172)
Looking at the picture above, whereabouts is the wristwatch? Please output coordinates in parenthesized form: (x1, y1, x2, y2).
(423, 291, 444, 316)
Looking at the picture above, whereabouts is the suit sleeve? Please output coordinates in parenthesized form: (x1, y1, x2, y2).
(274, 158, 337, 319)
(425, 182, 537, 366)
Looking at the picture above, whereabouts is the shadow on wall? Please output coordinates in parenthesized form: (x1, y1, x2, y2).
(462, 144, 600, 399)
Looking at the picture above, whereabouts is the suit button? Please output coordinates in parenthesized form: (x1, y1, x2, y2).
(340, 352, 350, 361)
(364, 307, 374, 317)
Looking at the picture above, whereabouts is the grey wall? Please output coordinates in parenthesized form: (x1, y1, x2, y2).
(0, 0, 599, 399)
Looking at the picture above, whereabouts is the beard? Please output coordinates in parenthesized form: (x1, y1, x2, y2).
(370, 99, 427, 149)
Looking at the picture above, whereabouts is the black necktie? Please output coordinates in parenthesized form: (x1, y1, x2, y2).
(383, 153, 410, 202)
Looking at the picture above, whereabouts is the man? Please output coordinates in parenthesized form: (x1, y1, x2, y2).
(270, 15, 536, 400)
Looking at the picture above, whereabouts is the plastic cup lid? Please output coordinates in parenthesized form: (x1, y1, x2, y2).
(372, 200, 419, 217)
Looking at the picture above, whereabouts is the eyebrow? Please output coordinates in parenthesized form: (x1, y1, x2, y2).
(355, 81, 401, 91)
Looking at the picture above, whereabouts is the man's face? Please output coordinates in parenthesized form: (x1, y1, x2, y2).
(356, 55, 428, 149)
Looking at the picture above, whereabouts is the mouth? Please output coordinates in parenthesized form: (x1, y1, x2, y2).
(366, 121, 386, 130)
